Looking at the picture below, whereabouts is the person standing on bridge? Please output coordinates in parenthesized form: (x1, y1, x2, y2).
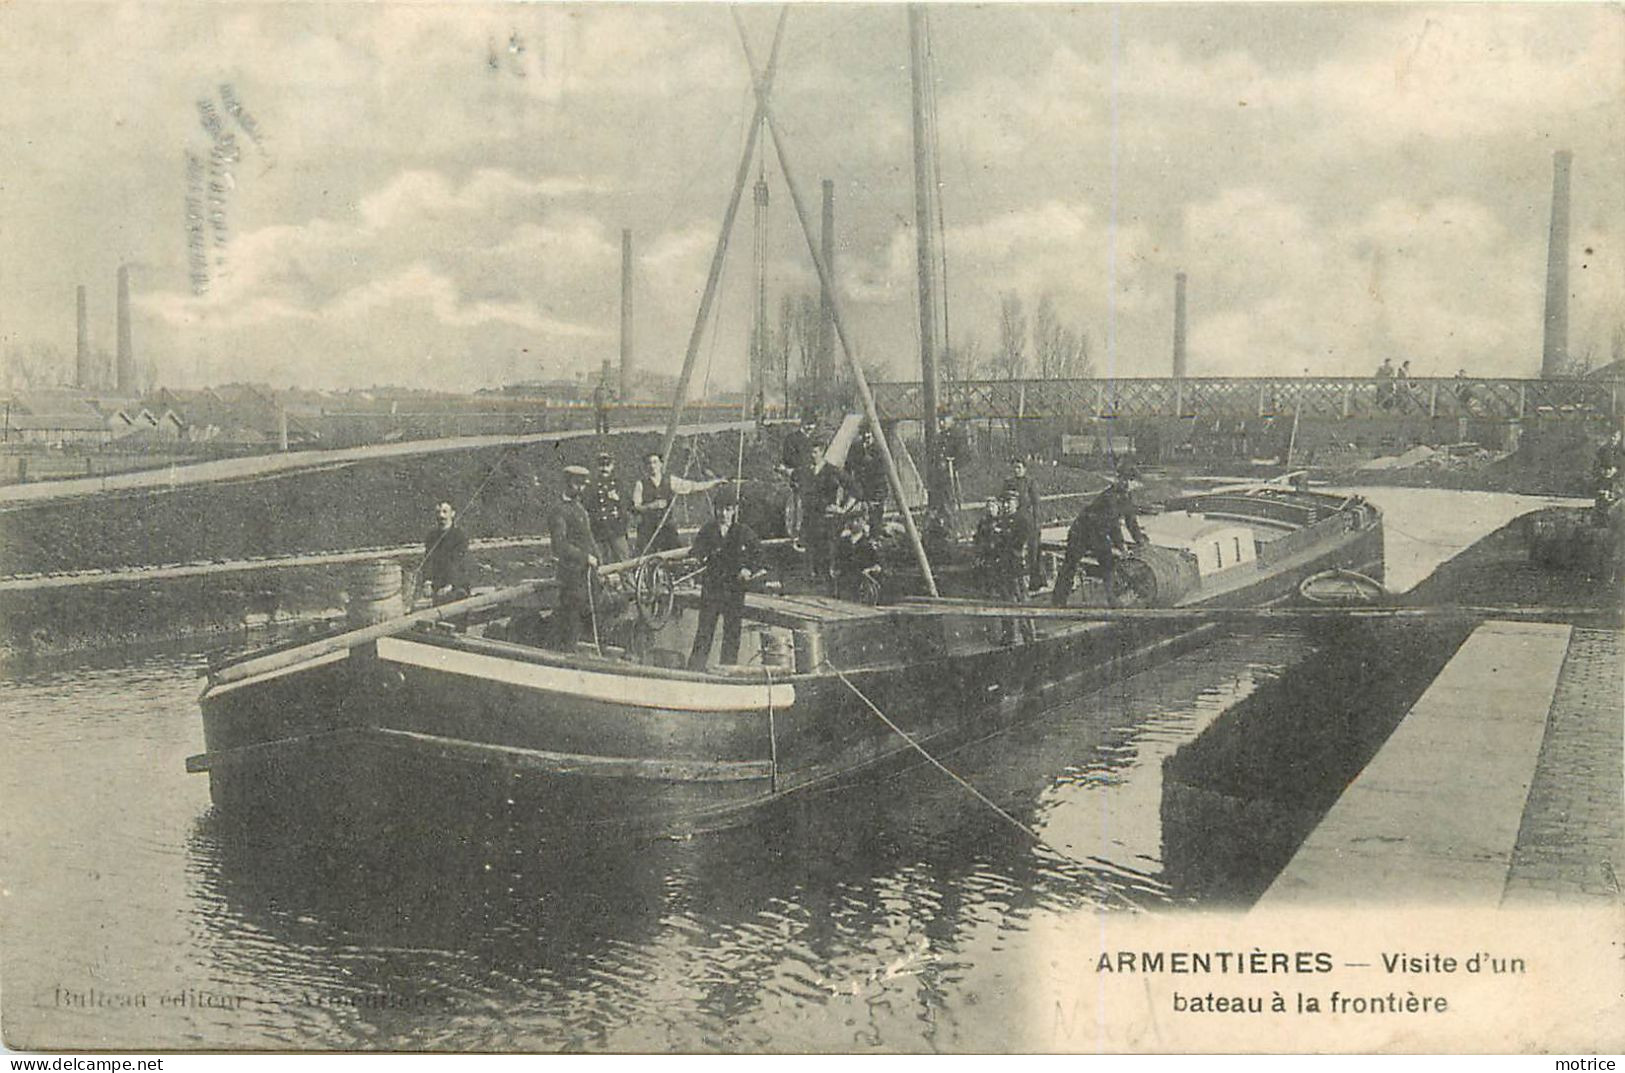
(421, 500, 473, 605)
(548, 465, 600, 650)
(632, 451, 724, 554)
(592, 378, 612, 435)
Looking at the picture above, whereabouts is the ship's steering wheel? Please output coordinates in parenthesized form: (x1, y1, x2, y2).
(632, 559, 677, 628)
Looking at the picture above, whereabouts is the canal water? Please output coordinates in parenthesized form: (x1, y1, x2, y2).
(2, 631, 1305, 1051)
(0, 488, 1582, 1051)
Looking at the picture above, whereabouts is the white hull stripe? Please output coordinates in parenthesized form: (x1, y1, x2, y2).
(203, 648, 350, 699)
(375, 637, 796, 712)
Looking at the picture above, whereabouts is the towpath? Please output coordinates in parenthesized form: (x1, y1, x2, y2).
(0, 419, 751, 506)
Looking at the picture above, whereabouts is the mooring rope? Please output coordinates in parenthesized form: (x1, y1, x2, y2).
(819, 656, 1144, 910)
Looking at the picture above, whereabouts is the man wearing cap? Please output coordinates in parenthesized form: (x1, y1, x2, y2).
(686, 484, 762, 670)
(422, 500, 473, 605)
(548, 465, 601, 650)
(632, 452, 724, 554)
(586, 452, 631, 564)
(1052, 469, 1146, 607)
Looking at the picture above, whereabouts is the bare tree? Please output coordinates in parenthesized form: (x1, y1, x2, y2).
(1033, 294, 1095, 380)
(989, 291, 1027, 381)
(2, 341, 66, 391)
(942, 332, 983, 386)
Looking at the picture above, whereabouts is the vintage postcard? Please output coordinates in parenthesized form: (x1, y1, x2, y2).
(1, 1, 1621, 1057)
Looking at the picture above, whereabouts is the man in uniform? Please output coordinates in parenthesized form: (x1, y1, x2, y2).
(421, 500, 473, 605)
(631, 451, 724, 555)
(1052, 468, 1146, 607)
(687, 484, 762, 670)
(548, 465, 601, 650)
(1009, 457, 1044, 590)
(586, 451, 631, 563)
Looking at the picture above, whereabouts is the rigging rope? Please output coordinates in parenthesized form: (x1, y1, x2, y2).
(820, 656, 1145, 910)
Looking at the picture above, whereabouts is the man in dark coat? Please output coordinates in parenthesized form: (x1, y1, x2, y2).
(846, 427, 891, 532)
(1052, 470, 1146, 607)
(1009, 458, 1044, 590)
(422, 500, 473, 604)
(806, 449, 859, 589)
(585, 452, 631, 564)
(548, 465, 601, 650)
(687, 484, 763, 670)
(993, 483, 1037, 643)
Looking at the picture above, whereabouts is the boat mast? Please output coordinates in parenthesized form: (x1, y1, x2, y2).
(658, 9, 789, 466)
(733, 8, 940, 597)
(908, 5, 948, 511)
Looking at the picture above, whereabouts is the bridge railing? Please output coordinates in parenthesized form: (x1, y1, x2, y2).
(871, 376, 1620, 422)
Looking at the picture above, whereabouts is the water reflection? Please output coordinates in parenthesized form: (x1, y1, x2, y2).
(168, 631, 1302, 1049)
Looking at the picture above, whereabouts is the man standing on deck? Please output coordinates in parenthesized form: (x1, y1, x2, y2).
(631, 451, 724, 555)
(847, 426, 890, 533)
(592, 378, 612, 435)
(1052, 468, 1146, 607)
(548, 465, 600, 650)
(992, 482, 1037, 644)
(1009, 457, 1044, 590)
(421, 500, 473, 605)
(586, 452, 631, 564)
(780, 415, 818, 546)
(687, 484, 762, 670)
(806, 442, 860, 591)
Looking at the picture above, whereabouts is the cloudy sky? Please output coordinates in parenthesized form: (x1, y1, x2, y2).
(1, 2, 1621, 393)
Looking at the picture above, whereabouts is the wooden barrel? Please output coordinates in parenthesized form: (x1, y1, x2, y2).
(347, 560, 404, 626)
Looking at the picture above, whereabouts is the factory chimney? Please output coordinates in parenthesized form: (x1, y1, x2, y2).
(1172, 272, 1188, 380)
(76, 285, 93, 389)
(1540, 150, 1572, 379)
(116, 264, 136, 395)
(620, 229, 634, 401)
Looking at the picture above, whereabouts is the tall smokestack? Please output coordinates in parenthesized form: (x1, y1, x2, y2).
(1172, 271, 1188, 379)
(116, 264, 135, 395)
(1541, 150, 1572, 378)
(76, 285, 92, 389)
(619, 229, 633, 400)
(818, 178, 836, 393)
